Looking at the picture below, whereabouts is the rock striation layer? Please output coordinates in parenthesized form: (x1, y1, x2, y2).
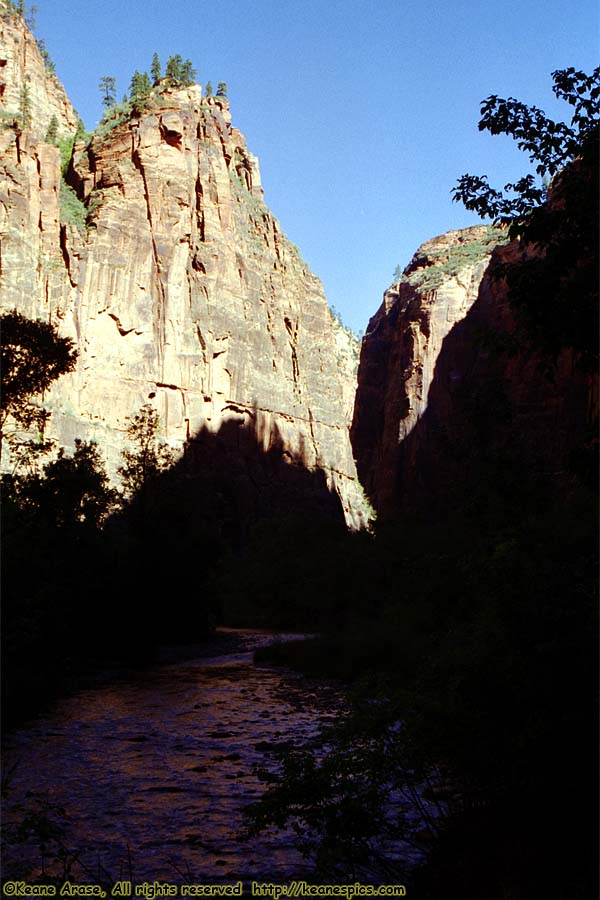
(0, 7, 366, 529)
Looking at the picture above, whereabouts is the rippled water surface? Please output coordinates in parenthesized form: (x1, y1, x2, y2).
(2, 630, 343, 882)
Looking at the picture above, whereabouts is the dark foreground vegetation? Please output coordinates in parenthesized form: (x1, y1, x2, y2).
(1, 68, 598, 898)
(246, 486, 597, 897)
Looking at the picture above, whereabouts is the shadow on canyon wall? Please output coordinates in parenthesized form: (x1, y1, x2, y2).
(335, 249, 599, 896)
(1, 409, 355, 724)
(164, 410, 346, 549)
(353, 257, 598, 525)
(110, 409, 379, 631)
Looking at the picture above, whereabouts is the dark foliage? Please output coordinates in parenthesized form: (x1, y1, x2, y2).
(215, 515, 379, 630)
(246, 486, 598, 894)
(9, 439, 118, 528)
(0, 310, 77, 458)
(1, 405, 348, 726)
(494, 147, 598, 368)
(452, 67, 600, 231)
(455, 68, 599, 373)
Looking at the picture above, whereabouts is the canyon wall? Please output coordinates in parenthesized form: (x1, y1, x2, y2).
(0, 6, 368, 529)
(351, 226, 502, 515)
(0, 4, 77, 139)
(352, 225, 597, 520)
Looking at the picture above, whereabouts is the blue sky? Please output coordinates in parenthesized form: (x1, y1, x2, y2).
(34, 0, 598, 333)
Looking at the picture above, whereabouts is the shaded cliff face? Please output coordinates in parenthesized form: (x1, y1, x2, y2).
(352, 224, 597, 520)
(351, 226, 503, 514)
(0, 12, 366, 529)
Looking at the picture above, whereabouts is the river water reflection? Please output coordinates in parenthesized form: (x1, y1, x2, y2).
(2, 630, 344, 883)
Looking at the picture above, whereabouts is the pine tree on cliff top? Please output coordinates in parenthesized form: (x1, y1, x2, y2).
(99, 75, 117, 108)
(129, 70, 151, 110)
(180, 58, 196, 86)
(151, 52, 161, 84)
(164, 55, 196, 88)
(165, 55, 183, 86)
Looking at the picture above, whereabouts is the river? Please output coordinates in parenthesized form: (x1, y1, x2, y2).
(1, 629, 344, 884)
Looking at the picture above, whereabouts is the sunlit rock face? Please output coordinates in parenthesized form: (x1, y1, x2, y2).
(0, 3, 78, 139)
(0, 4, 78, 329)
(0, 9, 367, 528)
(352, 225, 597, 520)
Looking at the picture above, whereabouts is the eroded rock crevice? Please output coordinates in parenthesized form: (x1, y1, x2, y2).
(131, 145, 167, 376)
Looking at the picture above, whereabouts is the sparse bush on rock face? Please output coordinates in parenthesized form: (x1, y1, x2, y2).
(403, 225, 508, 293)
(59, 179, 86, 229)
(45, 114, 59, 143)
(18, 82, 32, 129)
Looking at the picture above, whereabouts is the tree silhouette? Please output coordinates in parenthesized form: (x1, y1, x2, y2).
(0, 311, 77, 462)
(452, 68, 599, 366)
(118, 404, 174, 499)
(452, 67, 600, 234)
(15, 439, 117, 529)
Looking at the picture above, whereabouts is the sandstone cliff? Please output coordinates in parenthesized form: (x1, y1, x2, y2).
(352, 224, 597, 520)
(0, 9, 367, 529)
(0, 3, 77, 138)
(351, 226, 503, 515)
